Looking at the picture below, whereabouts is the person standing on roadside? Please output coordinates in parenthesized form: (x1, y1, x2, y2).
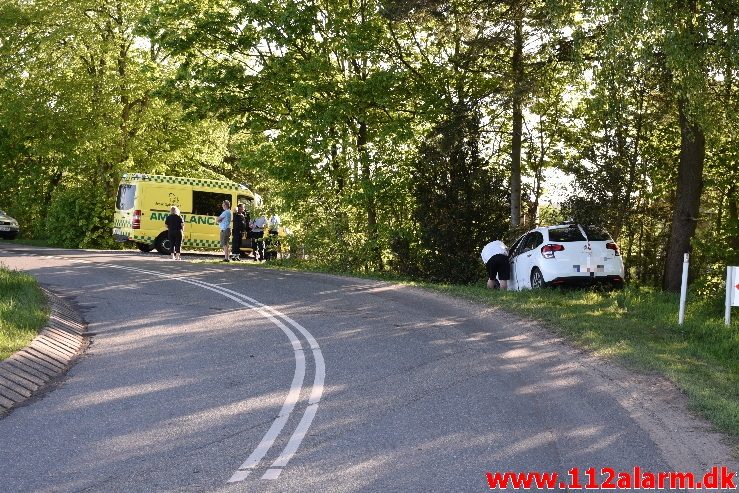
(231, 203, 247, 261)
(481, 239, 510, 290)
(266, 211, 281, 260)
(250, 212, 268, 261)
(216, 200, 232, 262)
(164, 206, 184, 261)
(268, 212, 281, 236)
(243, 207, 252, 255)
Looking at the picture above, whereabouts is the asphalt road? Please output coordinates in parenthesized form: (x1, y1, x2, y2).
(0, 245, 735, 492)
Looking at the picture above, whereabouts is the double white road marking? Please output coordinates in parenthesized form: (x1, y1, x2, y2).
(82, 261, 325, 483)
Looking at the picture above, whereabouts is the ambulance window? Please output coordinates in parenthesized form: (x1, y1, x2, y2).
(116, 185, 136, 210)
(237, 195, 253, 207)
(192, 191, 232, 216)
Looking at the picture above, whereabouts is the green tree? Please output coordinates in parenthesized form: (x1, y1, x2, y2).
(144, 0, 419, 270)
(0, 0, 236, 246)
(414, 109, 509, 282)
(577, 0, 739, 291)
(386, 0, 577, 230)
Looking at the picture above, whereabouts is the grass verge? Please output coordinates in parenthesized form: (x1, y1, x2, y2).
(0, 266, 48, 360)
(263, 258, 739, 442)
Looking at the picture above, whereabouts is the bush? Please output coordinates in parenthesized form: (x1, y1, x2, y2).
(46, 186, 119, 249)
(413, 110, 510, 283)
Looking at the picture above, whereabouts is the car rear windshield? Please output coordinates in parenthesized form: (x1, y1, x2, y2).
(548, 225, 586, 242)
(581, 225, 612, 241)
(116, 184, 136, 210)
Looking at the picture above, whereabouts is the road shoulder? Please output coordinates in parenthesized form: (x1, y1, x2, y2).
(0, 287, 89, 416)
(402, 283, 739, 468)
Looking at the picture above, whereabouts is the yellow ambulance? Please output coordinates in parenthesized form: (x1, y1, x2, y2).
(112, 173, 261, 254)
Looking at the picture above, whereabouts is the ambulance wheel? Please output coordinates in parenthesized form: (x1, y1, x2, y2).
(154, 232, 172, 255)
(136, 242, 153, 253)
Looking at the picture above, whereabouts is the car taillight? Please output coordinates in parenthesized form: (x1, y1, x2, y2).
(606, 242, 620, 256)
(132, 210, 141, 229)
(541, 243, 565, 259)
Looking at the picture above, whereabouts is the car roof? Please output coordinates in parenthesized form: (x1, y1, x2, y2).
(546, 222, 580, 229)
(519, 223, 610, 237)
(520, 223, 606, 236)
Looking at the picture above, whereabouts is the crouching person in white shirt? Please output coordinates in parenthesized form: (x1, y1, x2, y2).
(481, 240, 510, 290)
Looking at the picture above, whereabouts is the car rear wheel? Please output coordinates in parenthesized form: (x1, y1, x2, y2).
(154, 231, 171, 255)
(136, 242, 153, 253)
(530, 267, 546, 289)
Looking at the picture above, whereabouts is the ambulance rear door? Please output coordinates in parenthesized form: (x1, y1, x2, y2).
(113, 181, 137, 241)
(141, 184, 193, 241)
(190, 189, 233, 247)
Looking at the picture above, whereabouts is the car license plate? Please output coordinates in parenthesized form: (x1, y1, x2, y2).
(0, 226, 10, 231)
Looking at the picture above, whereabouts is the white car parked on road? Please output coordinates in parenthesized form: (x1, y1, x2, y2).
(508, 223, 624, 290)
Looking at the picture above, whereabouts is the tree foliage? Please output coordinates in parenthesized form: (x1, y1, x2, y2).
(413, 109, 509, 282)
(0, 0, 239, 246)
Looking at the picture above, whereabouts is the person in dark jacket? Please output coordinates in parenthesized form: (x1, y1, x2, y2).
(164, 206, 184, 261)
(231, 203, 247, 261)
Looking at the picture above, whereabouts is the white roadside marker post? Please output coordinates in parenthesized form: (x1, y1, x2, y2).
(678, 253, 689, 326)
(726, 266, 739, 326)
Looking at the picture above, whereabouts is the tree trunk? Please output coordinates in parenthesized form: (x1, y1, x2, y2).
(723, 19, 738, 252)
(510, 13, 524, 229)
(358, 120, 382, 270)
(663, 99, 705, 291)
(728, 184, 739, 252)
(329, 126, 343, 193)
(612, 84, 644, 243)
(637, 207, 645, 283)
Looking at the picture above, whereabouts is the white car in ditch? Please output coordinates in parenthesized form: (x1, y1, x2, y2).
(507, 223, 625, 290)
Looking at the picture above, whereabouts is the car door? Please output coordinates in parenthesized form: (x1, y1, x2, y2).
(507, 235, 526, 290)
(515, 233, 540, 288)
(510, 233, 535, 290)
(523, 231, 544, 286)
